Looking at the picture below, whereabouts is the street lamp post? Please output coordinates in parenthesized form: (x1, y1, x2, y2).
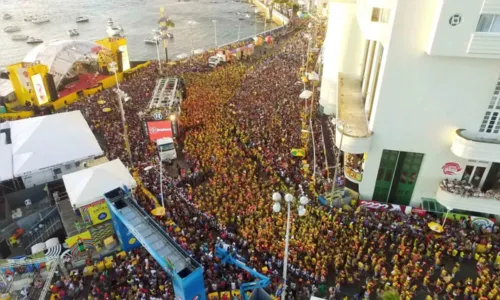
(159, 154, 165, 208)
(212, 20, 218, 47)
(108, 62, 133, 167)
(272, 192, 309, 300)
(330, 120, 349, 201)
(237, 18, 242, 40)
(254, 9, 259, 36)
(187, 20, 197, 57)
(154, 33, 162, 74)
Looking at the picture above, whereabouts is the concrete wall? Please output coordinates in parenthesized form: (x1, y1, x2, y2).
(21, 160, 85, 188)
(359, 0, 500, 205)
(320, 1, 365, 115)
(426, 0, 500, 58)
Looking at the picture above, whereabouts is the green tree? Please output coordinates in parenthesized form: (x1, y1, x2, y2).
(381, 289, 401, 300)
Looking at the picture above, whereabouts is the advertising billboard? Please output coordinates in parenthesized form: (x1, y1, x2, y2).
(147, 120, 173, 141)
(79, 199, 111, 226)
(118, 45, 131, 71)
(31, 74, 49, 105)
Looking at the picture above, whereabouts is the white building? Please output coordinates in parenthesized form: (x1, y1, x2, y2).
(320, 0, 500, 215)
(0, 111, 103, 187)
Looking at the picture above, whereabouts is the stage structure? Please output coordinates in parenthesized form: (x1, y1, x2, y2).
(141, 77, 183, 139)
(7, 62, 53, 107)
(105, 187, 206, 300)
(4, 37, 130, 112)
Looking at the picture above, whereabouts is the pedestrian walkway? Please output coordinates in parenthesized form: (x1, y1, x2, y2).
(320, 114, 336, 178)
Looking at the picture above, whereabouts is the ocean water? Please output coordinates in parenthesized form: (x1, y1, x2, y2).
(0, 0, 275, 66)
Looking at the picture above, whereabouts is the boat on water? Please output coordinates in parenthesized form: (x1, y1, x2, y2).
(106, 18, 123, 37)
(68, 29, 79, 37)
(12, 35, 29, 41)
(3, 13, 12, 20)
(151, 29, 173, 39)
(144, 38, 160, 45)
(3, 26, 20, 33)
(26, 37, 43, 44)
(32, 17, 50, 24)
(76, 16, 89, 23)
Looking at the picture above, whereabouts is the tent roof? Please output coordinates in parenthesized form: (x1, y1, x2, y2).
(63, 159, 137, 208)
(10, 110, 103, 177)
(23, 40, 104, 87)
(0, 133, 13, 182)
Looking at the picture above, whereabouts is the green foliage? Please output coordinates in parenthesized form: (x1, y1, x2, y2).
(382, 289, 401, 300)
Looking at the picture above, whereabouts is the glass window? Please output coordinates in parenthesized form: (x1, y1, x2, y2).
(159, 143, 175, 152)
(377, 169, 383, 180)
(400, 172, 407, 184)
(471, 167, 486, 187)
(462, 165, 474, 182)
(477, 14, 494, 32)
(385, 169, 393, 181)
(371, 8, 381, 22)
(491, 16, 500, 32)
(53, 168, 62, 175)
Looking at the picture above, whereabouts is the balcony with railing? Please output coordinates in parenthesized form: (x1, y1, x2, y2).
(336, 72, 373, 154)
(344, 153, 364, 183)
(436, 178, 500, 215)
(450, 129, 500, 162)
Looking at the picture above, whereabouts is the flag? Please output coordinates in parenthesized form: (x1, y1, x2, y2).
(291, 148, 305, 157)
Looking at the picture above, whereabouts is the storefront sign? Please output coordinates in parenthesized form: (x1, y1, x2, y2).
(442, 162, 462, 175)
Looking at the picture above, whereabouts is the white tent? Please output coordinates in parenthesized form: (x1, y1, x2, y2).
(24, 40, 106, 88)
(10, 110, 103, 177)
(63, 159, 137, 209)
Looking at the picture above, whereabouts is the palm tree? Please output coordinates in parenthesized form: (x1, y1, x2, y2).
(381, 289, 401, 300)
(159, 7, 175, 62)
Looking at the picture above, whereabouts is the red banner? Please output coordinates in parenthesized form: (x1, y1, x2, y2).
(147, 120, 173, 141)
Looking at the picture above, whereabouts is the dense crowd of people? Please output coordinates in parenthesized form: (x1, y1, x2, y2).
(2, 15, 500, 300)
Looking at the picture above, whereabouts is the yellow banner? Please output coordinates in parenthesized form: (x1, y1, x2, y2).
(66, 231, 92, 248)
(291, 148, 306, 157)
(87, 200, 111, 225)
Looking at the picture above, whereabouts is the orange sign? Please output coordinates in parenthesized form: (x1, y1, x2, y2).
(147, 120, 173, 141)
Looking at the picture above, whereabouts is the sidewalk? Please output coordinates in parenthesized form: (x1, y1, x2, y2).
(320, 114, 336, 178)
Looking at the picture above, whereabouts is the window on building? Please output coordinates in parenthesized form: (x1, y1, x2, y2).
(65, 164, 71, 170)
(480, 75, 500, 133)
(53, 168, 62, 175)
(371, 7, 390, 23)
(476, 14, 500, 32)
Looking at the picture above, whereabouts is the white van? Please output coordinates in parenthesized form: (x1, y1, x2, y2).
(208, 54, 226, 68)
(157, 137, 177, 162)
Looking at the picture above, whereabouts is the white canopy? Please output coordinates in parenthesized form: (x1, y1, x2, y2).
(63, 159, 137, 209)
(10, 110, 103, 177)
(23, 40, 105, 88)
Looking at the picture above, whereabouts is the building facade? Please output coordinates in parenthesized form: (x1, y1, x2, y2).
(320, 0, 500, 215)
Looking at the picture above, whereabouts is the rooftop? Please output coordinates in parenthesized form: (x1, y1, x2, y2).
(6, 111, 103, 177)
